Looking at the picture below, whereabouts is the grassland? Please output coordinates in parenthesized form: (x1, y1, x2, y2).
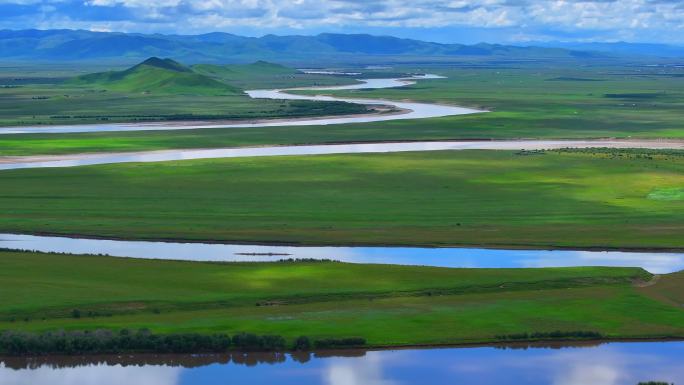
(68, 57, 241, 96)
(0, 60, 364, 127)
(0, 149, 682, 249)
(191, 61, 365, 89)
(2, 65, 683, 157)
(296, 65, 684, 140)
(641, 270, 684, 306)
(0, 249, 682, 347)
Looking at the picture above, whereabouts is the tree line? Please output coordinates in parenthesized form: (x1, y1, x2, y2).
(0, 329, 366, 355)
(495, 331, 603, 341)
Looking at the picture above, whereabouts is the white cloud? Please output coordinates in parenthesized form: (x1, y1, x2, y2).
(2, 0, 684, 43)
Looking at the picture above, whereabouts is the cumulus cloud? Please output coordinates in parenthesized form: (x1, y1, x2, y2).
(0, 0, 682, 43)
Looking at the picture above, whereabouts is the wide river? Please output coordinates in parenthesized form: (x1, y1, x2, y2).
(1, 341, 683, 385)
(1, 233, 682, 273)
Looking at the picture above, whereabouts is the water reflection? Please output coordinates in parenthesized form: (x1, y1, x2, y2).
(1, 342, 682, 385)
(325, 353, 395, 385)
(0, 351, 364, 370)
(0, 363, 182, 385)
(1, 233, 683, 273)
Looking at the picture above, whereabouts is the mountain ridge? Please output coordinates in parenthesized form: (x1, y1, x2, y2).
(0, 29, 621, 63)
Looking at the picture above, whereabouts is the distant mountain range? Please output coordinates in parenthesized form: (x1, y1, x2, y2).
(532, 41, 684, 59)
(0, 29, 608, 64)
(0, 29, 681, 64)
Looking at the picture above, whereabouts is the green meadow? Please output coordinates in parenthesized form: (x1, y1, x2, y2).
(2, 65, 683, 157)
(0, 59, 364, 128)
(1, 59, 684, 352)
(1, 149, 682, 249)
(1, 249, 682, 346)
(297, 66, 684, 140)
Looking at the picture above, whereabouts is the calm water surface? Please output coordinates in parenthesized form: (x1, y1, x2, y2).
(2, 139, 682, 170)
(1, 341, 682, 385)
(2, 233, 682, 273)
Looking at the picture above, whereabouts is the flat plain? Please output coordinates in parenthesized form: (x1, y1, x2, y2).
(0, 149, 682, 249)
(2, 64, 683, 156)
(1, 57, 683, 354)
(1, 249, 682, 347)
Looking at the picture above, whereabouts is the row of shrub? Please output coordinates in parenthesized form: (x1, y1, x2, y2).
(495, 331, 603, 341)
(637, 382, 673, 385)
(0, 329, 366, 355)
(313, 338, 367, 349)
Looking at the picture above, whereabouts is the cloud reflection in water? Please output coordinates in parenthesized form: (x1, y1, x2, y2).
(1, 233, 683, 274)
(0, 364, 181, 385)
(1, 342, 683, 385)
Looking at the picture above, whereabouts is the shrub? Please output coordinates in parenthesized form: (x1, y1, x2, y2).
(0, 329, 232, 355)
(637, 382, 673, 385)
(293, 336, 311, 351)
(314, 337, 366, 349)
(263, 335, 286, 350)
(495, 330, 603, 341)
(232, 332, 263, 350)
(0, 329, 367, 355)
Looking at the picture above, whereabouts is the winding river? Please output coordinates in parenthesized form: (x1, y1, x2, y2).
(0, 74, 482, 135)
(1, 74, 683, 384)
(0, 74, 682, 268)
(2, 233, 683, 273)
(0, 74, 682, 270)
(1, 139, 682, 170)
(0, 73, 681, 169)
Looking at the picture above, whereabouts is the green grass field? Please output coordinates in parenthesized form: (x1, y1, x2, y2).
(0, 60, 364, 127)
(1, 149, 682, 249)
(0, 249, 681, 346)
(1, 62, 683, 352)
(2, 65, 682, 156)
(67, 57, 241, 96)
(297, 66, 684, 140)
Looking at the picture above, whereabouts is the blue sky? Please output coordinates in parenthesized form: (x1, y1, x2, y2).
(0, 0, 682, 44)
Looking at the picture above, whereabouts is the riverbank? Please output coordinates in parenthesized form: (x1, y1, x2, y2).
(1, 339, 679, 364)
(3, 328, 684, 356)
(1, 249, 683, 352)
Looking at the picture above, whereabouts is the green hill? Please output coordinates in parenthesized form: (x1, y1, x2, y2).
(191, 61, 336, 88)
(70, 57, 241, 95)
(193, 61, 295, 79)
